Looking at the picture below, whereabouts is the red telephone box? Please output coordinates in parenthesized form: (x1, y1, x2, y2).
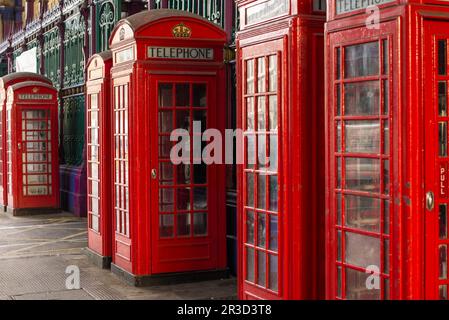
(326, 0, 449, 300)
(5, 81, 59, 216)
(108, 9, 228, 284)
(85, 51, 113, 268)
(236, 0, 326, 300)
(0, 73, 52, 211)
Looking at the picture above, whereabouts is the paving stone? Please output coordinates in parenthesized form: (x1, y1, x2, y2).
(12, 289, 94, 300)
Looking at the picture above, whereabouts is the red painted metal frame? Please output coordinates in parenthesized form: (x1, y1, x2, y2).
(5, 81, 59, 211)
(109, 10, 227, 277)
(236, 0, 325, 300)
(0, 73, 52, 211)
(86, 52, 113, 259)
(325, 0, 449, 300)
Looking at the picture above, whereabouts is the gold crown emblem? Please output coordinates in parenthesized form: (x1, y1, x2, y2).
(32, 87, 39, 93)
(173, 23, 191, 38)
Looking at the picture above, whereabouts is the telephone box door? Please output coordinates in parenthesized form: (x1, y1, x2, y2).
(424, 21, 449, 300)
(150, 75, 219, 274)
(16, 108, 57, 207)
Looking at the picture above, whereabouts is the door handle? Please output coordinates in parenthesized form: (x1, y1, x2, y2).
(426, 191, 435, 211)
(151, 169, 157, 180)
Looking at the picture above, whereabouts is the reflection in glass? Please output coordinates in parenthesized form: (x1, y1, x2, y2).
(177, 214, 191, 237)
(159, 188, 174, 212)
(246, 135, 255, 168)
(269, 215, 278, 251)
(194, 110, 207, 132)
(159, 111, 173, 133)
(159, 214, 174, 238)
(177, 188, 190, 211)
(258, 213, 266, 248)
(176, 84, 190, 106)
(258, 57, 266, 93)
(384, 200, 390, 235)
(246, 60, 254, 94)
(269, 96, 277, 130)
(337, 230, 342, 261)
(176, 110, 190, 131)
(336, 47, 341, 80)
(440, 244, 447, 280)
(337, 266, 342, 298)
(269, 254, 278, 292)
(383, 120, 390, 155)
(269, 175, 278, 212)
(258, 174, 266, 210)
(193, 163, 207, 184)
(337, 193, 342, 226)
(345, 232, 380, 267)
(346, 268, 381, 300)
(383, 80, 389, 115)
(384, 160, 390, 195)
(440, 285, 448, 300)
(193, 187, 207, 210)
(193, 212, 208, 236)
(440, 82, 447, 117)
(384, 239, 390, 274)
(345, 120, 380, 153)
(439, 40, 447, 76)
(177, 164, 190, 185)
(345, 158, 380, 193)
(269, 135, 278, 172)
(337, 157, 342, 189)
(246, 247, 255, 282)
(246, 174, 254, 207)
(383, 39, 389, 75)
(258, 96, 266, 130)
(440, 122, 448, 157)
(258, 251, 266, 287)
(345, 42, 380, 78)
(193, 84, 207, 107)
(258, 135, 266, 169)
(159, 163, 173, 185)
(336, 121, 341, 152)
(247, 97, 255, 130)
(159, 84, 173, 107)
(440, 204, 448, 240)
(269, 55, 278, 92)
(345, 195, 381, 232)
(345, 81, 380, 115)
(246, 211, 254, 244)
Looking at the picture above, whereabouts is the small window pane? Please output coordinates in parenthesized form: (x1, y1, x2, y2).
(439, 40, 447, 76)
(336, 121, 341, 152)
(258, 174, 266, 210)
(337, 266, 342, 298)
(246, 173, 254, 207)
(337, 157, 342, 189)
(159, 214, 174, 238)
(439, 82, 447, 117)
(160, 163, 173, 185)
(336, 84, 341, 116)
(440, 204, 448, 240)
(159, 84, 173, 107)
(258, 57, 266, 93)
(384, 239, 390, 275)
(258, 135, 267, 169)
(440, 285, 448, 300)
(246, 135, 255, 169)
(345, 232, 380, 268)
(246, 211, 255, 244)
(345, 120, 380, 154)
(159, 189, 174, 212)
(345, 158, 380, 193)
(257, 213, 266, 248)
(193, 187, 207, 210)
(269, 254, 278, 292)
(345, 81, 380, 115)
(269, 55, 278, 92)
(346, 268, 381, 300)
(384, 160, 390, 195)
(177, 164, 191, 185)
(176, 84, 190, 106)
(192, 84, 207, 107)
(440, 244, 447, 280)
(258, 251, 266, 287)
(159, 111, 173, 133)
(177, 214, 191, 237)
(246, 60, 255, 94)
(345, 42, 380, 78)
(268, 135, 278, 172)
(247, 98, 255, 130)
(383, 120, 390, 155)
(337, 230, 342, 261)
(193, 163, 207, 184)
(337, 193, 342, 226)
(384, 200, 390, 235)
(269, 175, 278, 212)
(336, 47, 341, 80)
(246, 247, 255, 282)
(258, 96, 266, 130)
(383, 39, 389, 75)
(345, 195, 381, 233)
(440, 122, 448, 157)
(269, 215, 278, 251)
(269, 96, 278, 130)
(176, 110, 190, 131)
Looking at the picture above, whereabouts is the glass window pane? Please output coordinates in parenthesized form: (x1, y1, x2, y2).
(192, 84, 207, 107)
(159, 188, 174, 212)
(159, 214, 174, 238)
(176, 110, 190, 131)
(345, 232, 380, 268)
(269, 254, 278, 292)
(337, 193, 342, 226)
(159, 163, 173, 186)
(193, 212, 207, 236)
(246, 60, 254, 94)
(345, 158, 380, 193)
(336, 121, 341, 152)
(336, 47, 341, 80)
(383, 39, 389, 75)
(269, 96, 277, 130)
(246, 211, 255, 244)
(258, 135, 266, 169)
(269, 215, 278, 251)
(258, 174, 266, 210)
(337, 230, 342, 262)
(344, 81, 380, 116)
(384, 239, 390, 275)
(193, 110, 207, 132)
(440, 122, 448, 157)
(269, 175, 278, 212)
(345, 195, 381, 233)
(384, 200, 390, 235)
(258, 57, 266, 93)
(159, 136, 172, 159)
(346, 268, 381, 300)
(268, 135, 278, 172)
(247, 97, 255, 130)
(246, 173, 254, 207)
(159, 110, 173, 133)
(440, 285, 448, 300)
(440, 204, 448, 240)
(177, 187, 190, 211)
(246, 247, 255, 282)
(345, 42, 380, 78)
(258, 96, 266, 130)
(337, 266, 342, 298)
(257, 213, 266, 248)
(176, 84, 190, 106)
(193, 163, 207, 184)
(345, 120, 380, 154)
(439, 82, 447, 117)
(269, 55, 278, 92)
(258, 251, 266, 287)
(336, 84, 341, 116)
(383, 120, 390, 155)
(177, 164, 191, 185)
(337, 157, 341, 189)
(440, 244, 447, 280)
(439, 40, 447, 76)
(177, 214, 191, 237)
(159, 84, 173, 107)
(193, 187, 207, 210)
(246, 135, 255, 169)
(384, 160, 390, 195)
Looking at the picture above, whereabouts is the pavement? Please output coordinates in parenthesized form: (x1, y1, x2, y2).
(0, 212, 237, 300)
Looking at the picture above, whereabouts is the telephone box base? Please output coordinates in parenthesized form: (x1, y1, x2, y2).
(7, 207, 61, 217)
(111, 263, 230, 287)
(84, 248, 112, 269)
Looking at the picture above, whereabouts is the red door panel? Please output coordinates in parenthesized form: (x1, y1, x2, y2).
(424, 21, 449, 300)
(150, 75, 219, 274)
